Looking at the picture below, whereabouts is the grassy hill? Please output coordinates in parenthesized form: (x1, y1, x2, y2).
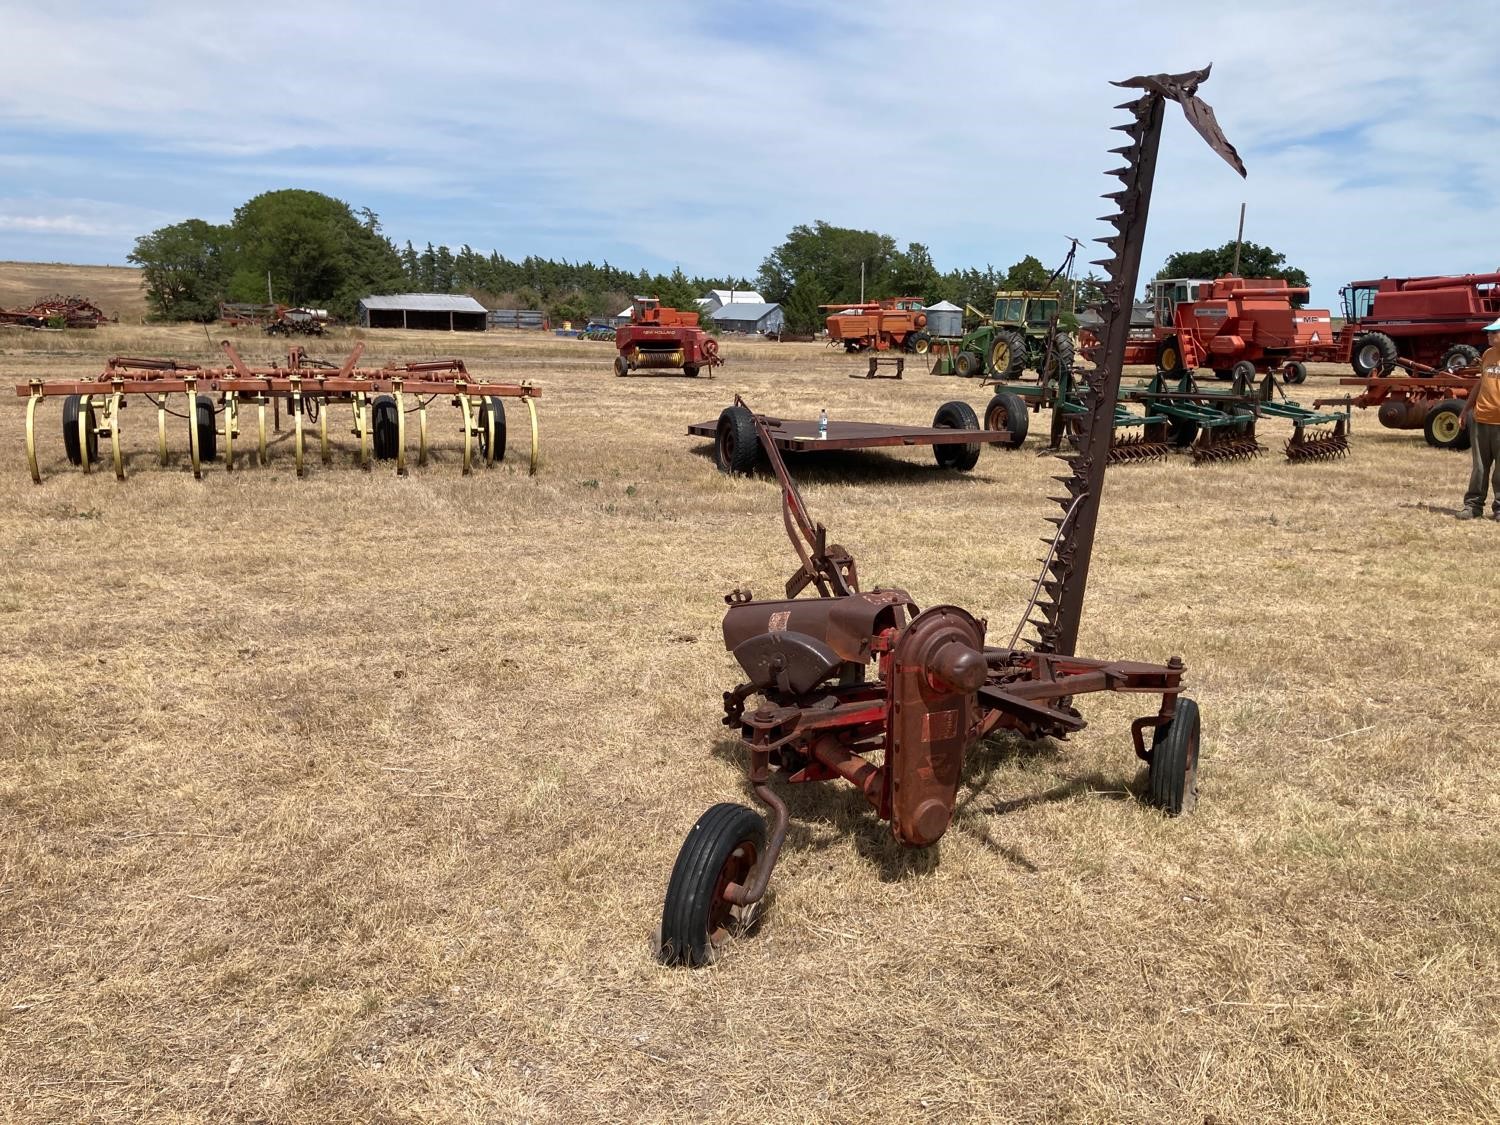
(0, 261, 147, 322)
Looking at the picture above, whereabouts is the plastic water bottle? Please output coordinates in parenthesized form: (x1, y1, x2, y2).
(818, 408, 828, 440)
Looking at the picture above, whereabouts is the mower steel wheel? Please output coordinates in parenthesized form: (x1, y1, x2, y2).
(659, 802, 767, 967)
(371, 394, 400, 461)
(983, 391, 1029, 448)
(1148, 697, 1200, 816)
(714, 404, 758, 474)
(61, 395, 98, 466)
(932, 400, 981, 470)
(1424, 400, 1471, 450)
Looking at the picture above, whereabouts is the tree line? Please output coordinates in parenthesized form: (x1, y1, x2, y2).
(128, 190, 1310, 327)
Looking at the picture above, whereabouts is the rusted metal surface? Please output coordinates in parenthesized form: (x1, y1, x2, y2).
(687, 415, 1008, 453)
(614, 296, 723, 377)
(0, 295, 108, 329)
(852, 356, 905, 379)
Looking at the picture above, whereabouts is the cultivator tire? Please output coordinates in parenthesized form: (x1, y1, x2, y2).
(715, 404, 759, 474)
(954, 351, 984, 378)
(1283, 361, 1308, 384)
(1351, 331, 1398, 378)
(372, 395, 400, 461)
(62, 395, 98, 467)
(983, 392, 1029, 448)
(1147, 697, 1199, 816)
(989, 331, 1026, 379)
(1424, 400, 1471, 450)
(193, 398, 217, 463)
(479, 397, 507, 462)
(659, 803, 767, 967)
(1441, 343, 1481, 372)
(933, 400, 982, 470)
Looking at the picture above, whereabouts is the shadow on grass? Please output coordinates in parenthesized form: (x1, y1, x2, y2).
(687, 441, 1005, 487)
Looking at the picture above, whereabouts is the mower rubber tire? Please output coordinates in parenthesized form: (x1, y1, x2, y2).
(714, 404, 759, 474)
(659, 802, 767, 967)
(983, 392, 1030, 449)
(1423, 400, 1471, 450)
(61, 394, 98, 466)
(933, 400, 982, 470)
(1148, 696, 1200, 816)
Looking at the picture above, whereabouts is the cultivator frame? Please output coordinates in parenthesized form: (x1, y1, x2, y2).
(658, 67, 1245, 967)
(18, 341, 540, 482)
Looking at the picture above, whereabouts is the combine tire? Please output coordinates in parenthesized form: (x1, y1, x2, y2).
(613, 354, 630, 377)
(1423, 399, 1472, 451)
(1350, 331, 1398, 377)
(371, 394, 400, 460)
(193, 397, 218, 463)
(982, 392, 1030, 449)
(1156, 336, 1185, 375)
(1230, 360, 1257, 386)
(714, 404, 759, 474)
(1283, 361, 1308, 384)
(61, 395, 98, 466)
(908, 331, 931, 355)
(659, 802, 767, 967)
(1147, 697, 1200, 816)
(478, 397, 507, 461)
(954, 351, 984, 378)
(932, 400, 981, 471)
(988, 331, 1027, 380)
(1440, 343, 1481, 372)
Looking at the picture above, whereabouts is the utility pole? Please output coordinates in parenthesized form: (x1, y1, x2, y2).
(1231, 202, 1245, 276)
(859, 261, 865, 304)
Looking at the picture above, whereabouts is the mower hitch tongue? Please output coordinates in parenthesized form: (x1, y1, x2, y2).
(658, 66, 1244, 967)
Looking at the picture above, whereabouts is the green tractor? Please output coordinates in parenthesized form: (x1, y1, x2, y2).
(944, 291, 1076, 380)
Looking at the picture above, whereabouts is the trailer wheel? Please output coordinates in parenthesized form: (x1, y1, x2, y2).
(479, 397, 507, 461)
(193, 397, 218, 463)
(989, 331, 1027, 379)
(1350, 331, 1398, 377)
(954, 351, 984, 378)
(61, 395, 98, 466)
(1147, 697, 1199, 816)
(659, 802, 767, 967)
(933, 400, 982, 470)
(1156, 336, 1185, 374)
(1423, 400, 1472, 451)
(1230, 360, 1257, 386)
(1283, 361, 1308, 384)
(1440, 343, 1481, 372)
(613, 354, 630, 377)
(908, 331, 931, 355)
(983, 392, 1029, 449)
(714, 404, 759, 474)
(371, 394, 400, 460)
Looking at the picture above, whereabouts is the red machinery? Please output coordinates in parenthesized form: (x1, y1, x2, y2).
(1314, 356, 1477, 450)
(1340, 272, 1500, 376)
(822, 296, 931, 354)
(613, 296, 722, 377)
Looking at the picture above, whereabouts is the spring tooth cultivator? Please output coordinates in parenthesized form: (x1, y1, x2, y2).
(19, 341, 540, 482)
(658, 67, 1245, 967)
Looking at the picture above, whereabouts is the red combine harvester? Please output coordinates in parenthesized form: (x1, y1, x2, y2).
(1340, 272, 1500, 376)
(822, 297, 932, 354)
(613, 296, 723, 377)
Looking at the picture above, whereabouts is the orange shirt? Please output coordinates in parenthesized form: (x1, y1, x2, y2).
(1474, 345, 1500, 424)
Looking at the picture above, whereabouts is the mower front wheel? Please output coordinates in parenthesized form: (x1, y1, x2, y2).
(933, 400, 981, 470)
(659, 802, 767, 967)
(714, 404, 759, 474)
(1147, 697, 1200, 816)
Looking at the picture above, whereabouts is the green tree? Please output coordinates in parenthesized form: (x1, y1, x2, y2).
(757, 221, 900, 305)
(128, 218, 230, 322)
(884, 242, 941, 301)
(783, 274, 828, 335)
(1003, 255, 1052, 291)
(1155, 241, 1310, 306)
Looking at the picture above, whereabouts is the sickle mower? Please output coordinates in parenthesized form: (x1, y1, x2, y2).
(18, 341, 540, 482)
(658, 66, 1246, 967)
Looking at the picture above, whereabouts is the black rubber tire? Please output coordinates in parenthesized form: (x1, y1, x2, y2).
(659, 802, 767, 967)
(371, 394, 400, 461)
(954, 351, 984, 378)
(684, 364, 701, 378)
(1156, 335, 1185, 374)
(908, 331, 931, 355)
(933, 400, 982, 470)
(1423, 399, 1472, 451)
(613, 354, 630, 377)
(1168, 415, 1200, 448)
(1044, 333, 1075, 379)
(1230, 360, 1257, 385)
(714, 404, 759, 474)
(193, 397, 217, 463)
(61, 394, 98, 466)
(983, 392, 1030, 449)
(989, 330, 1027, 379)
(1440, 343, 1481, 372)
(1148, 697, 1200, 816)
(1283, 361, 1308, 384)
(479, 397, 507, 461)
(1350, 331, 1398, 377)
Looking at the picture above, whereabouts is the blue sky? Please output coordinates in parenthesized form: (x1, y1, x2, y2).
(1, 0, 1497, 309)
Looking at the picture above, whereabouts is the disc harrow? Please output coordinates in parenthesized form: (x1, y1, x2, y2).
(17, 341, 540, 483)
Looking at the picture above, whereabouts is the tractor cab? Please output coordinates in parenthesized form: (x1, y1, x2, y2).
(992, 291, 1062, 330)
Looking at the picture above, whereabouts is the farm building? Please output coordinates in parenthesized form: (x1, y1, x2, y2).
(709, 301, 784, 335)
(698, 288, 766, 314)
(357, 294, 488, 331)
(487, 309, 549, 330)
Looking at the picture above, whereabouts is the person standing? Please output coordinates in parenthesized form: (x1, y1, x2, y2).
(1458, 316, 1500, 519)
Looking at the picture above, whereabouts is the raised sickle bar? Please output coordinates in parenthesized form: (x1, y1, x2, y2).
(17, 342, 541, 482)
(658, 65, 1237, 968)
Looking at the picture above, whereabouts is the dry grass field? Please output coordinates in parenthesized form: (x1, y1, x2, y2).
(1, 319, 1497, 1123)
(0, 262, 147, 323)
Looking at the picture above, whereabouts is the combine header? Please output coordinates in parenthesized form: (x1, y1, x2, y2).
(658, 66, 1245, 966)
(613, 296, 722, 377)
(18, 341, 540, 482)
